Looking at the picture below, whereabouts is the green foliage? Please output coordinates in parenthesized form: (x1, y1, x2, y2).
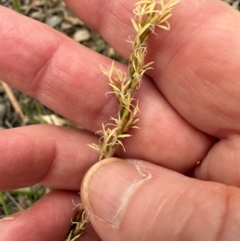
(13, 0, 22, 14)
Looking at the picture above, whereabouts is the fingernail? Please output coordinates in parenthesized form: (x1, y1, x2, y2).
(81, 158, 151, 227)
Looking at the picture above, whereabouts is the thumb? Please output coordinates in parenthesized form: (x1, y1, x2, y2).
(81, 158, 240, 241)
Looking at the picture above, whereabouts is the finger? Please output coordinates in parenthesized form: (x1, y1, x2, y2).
(0, 191, 81, 241)
(0, 6, 113, 130)
(81, 158, 240, 241)
(194, 135, 240, 187)
(0, 125, 98, 190)
(0, 6, 214, 172)
(65, 0, 240, 137)
(64, 0, 136, 57)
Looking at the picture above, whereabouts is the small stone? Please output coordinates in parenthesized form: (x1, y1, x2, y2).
(73, 29, 91, 42)
(68, 17, 84, 26)
(61, 21, 72, 30)
(63, 13, 84, 26)
(34, 0, 45, 7)
(46, 15, 62, 27)
(30, 11, 44, 21)
(0, 103, 6, 123)
(108, 47, 115, 57)
(23, 0, 31, 4)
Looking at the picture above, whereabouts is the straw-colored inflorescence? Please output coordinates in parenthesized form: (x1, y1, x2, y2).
(89, 0, 179, 161)
(66, 0, 179, 240)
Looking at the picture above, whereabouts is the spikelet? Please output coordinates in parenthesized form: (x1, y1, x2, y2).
(90, 0, 179, 161)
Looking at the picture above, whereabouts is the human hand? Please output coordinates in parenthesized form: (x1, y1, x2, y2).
(1, 0, 240, 240)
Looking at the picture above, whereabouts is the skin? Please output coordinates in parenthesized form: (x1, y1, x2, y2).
(0, 0, 240, 240)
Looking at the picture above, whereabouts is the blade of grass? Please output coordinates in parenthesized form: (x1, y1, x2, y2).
(1, 81, 25, 122)
(0, 192, 10, 216)
(5, 192, 24, 211)
(21, 102, 41, 124)
(13, 0, 22, 14)
(34, 100, 50, 124)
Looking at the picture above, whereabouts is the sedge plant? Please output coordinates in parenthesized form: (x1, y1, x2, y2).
(65, 0, 179, 240)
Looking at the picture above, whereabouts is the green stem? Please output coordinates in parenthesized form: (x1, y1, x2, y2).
(0, 192, 10, 216)
(13, 0, 22, 14)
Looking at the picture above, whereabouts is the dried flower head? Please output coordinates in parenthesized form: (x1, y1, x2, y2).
(90, 0, 179, 161)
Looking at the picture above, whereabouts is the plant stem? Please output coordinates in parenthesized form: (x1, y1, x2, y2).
(13, 0, 22, 14)
(0, 192, 10, 216)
